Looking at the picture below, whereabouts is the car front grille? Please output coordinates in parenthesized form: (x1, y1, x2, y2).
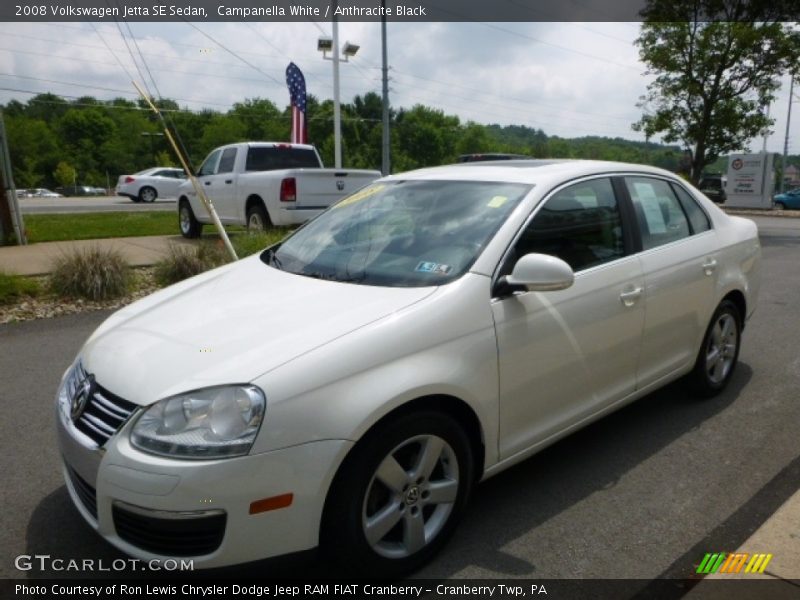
(113, 503, 227, 557)
(66, 464, 97, 519)
(72, 364, 138, 447)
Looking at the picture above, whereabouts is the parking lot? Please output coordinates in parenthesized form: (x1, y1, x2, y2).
(0, 216, 798, 584)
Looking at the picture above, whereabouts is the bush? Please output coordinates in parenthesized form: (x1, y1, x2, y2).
(154, 243, 227, 286)
(49, 247, 131, 301)
(0, 272, 41, 305)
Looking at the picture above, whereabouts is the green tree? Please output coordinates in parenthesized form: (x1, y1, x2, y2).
(633, 2, 800, 183)
(53, 161, 77, 187)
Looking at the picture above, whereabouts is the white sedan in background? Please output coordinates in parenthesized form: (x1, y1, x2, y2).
(116, 167, 186, 203)
(56, 161, 760, 576)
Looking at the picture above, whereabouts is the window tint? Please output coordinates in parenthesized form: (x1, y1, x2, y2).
(512, 178, 625, 272)
(625, 177, 690, 250)
(197, 149, 221, 177)
(246, 147, 320, 171)
(152, 170, 169, 177)
(217, 148, 237, 174)
(672, 184, 711, 234)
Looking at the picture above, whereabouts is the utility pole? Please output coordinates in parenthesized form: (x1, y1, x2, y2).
(381, 0, 391, 176)
(0, 110, 26, 245)
(332, 0, 342, 169)
(781, 75, 794, 194)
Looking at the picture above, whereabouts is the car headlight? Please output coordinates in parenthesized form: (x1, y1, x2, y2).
(130, 385, 265, 459)
(56, 360, 83, 414)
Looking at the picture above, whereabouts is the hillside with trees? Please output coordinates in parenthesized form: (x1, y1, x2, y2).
(3, 91, 796, 189)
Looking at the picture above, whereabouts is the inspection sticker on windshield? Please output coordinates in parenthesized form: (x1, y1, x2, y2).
(487, 195, 509, 208)
(416, 261, 452, 275)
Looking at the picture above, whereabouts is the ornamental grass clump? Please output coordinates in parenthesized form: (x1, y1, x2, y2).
(154, 243, 228, 286)
(49, 247, 132, 301)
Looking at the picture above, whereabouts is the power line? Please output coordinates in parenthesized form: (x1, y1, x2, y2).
(183, 21, 284, 87)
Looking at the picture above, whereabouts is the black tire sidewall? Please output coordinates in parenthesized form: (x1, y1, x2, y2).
(323, 411, 474, 577)
(689, 300, 742, 397)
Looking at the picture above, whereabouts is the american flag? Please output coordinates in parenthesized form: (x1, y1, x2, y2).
(285, 62, 307, 144)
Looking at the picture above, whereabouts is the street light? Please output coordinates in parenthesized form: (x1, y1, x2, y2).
(318, 18, 359, 169)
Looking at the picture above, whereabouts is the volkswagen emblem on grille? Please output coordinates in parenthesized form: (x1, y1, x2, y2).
(336, 180, 345, 191)
(70, 375, 94, 421)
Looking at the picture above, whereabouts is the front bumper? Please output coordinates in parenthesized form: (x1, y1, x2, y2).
(56, 399, 353, 568)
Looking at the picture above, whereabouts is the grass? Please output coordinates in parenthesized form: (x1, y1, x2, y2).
(0, 271, 41, 304)
(23, 212, 294, 246)
(24, 212, 177, 243)
(154, 230, 291, 285)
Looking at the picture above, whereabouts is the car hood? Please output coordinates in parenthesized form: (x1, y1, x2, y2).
(81, 254, 436, 406)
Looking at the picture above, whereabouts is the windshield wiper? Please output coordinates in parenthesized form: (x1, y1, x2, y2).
(301, 270, 366, 283)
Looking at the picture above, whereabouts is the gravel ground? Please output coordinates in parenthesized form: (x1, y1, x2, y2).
(0, 268, 160, 324)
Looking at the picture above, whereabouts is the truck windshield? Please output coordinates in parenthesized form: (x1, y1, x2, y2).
(245, 147, 320, 171)
(262, 179, 531, 287)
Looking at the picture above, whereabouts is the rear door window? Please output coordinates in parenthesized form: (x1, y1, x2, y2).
(625, 177, 691, 250)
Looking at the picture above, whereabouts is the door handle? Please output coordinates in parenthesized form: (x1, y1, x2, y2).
(701, 259, 717, 276)
(619, 287, 643, 307)
(225, 179, 233, 184)
(204, 181, 211, 186)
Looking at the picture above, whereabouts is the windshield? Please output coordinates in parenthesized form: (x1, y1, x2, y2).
(262, 179, 531, 287)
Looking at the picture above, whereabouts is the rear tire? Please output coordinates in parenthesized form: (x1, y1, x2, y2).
(774, 201, 785, 211)
(322, 411, 474, 578)
(686, 300, 742, 398)
(246, 203, 270, 233)
(139, 186, 157, 203)
(178, 200, 202, 239)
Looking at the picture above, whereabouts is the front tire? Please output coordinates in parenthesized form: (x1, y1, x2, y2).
(138, 186, 157, 203)
(322, 411, 474, 577)
(686, 300, 742, 397)
(774, 201, 785, 211)
(178, 200, 202, 239)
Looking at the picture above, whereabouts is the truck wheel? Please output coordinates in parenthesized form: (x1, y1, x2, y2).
(246, 203, 270, 233)
(179, 200, 202, 239)
(322, 411, 474, 577)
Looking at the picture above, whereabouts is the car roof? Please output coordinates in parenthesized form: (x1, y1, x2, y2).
(382, 160, 680, 186)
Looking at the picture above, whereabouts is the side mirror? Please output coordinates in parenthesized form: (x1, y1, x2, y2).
(500, 253, 574, 293)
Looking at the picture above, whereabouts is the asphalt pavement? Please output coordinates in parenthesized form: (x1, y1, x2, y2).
(0, 216, 798, 592)
(19, 195, 176, 214)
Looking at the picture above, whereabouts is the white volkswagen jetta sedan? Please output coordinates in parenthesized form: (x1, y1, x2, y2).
(56, 161, 760, 575)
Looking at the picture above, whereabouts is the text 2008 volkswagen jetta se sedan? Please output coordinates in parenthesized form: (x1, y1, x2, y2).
(56, 161, 760, 575)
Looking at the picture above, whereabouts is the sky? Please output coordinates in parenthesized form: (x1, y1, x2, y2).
(0, 20, 797, 155)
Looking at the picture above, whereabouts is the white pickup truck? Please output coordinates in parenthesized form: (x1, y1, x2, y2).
(177, 142, 381, 237)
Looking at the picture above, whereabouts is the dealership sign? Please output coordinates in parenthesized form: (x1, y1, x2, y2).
(725, 153, 775, 208)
